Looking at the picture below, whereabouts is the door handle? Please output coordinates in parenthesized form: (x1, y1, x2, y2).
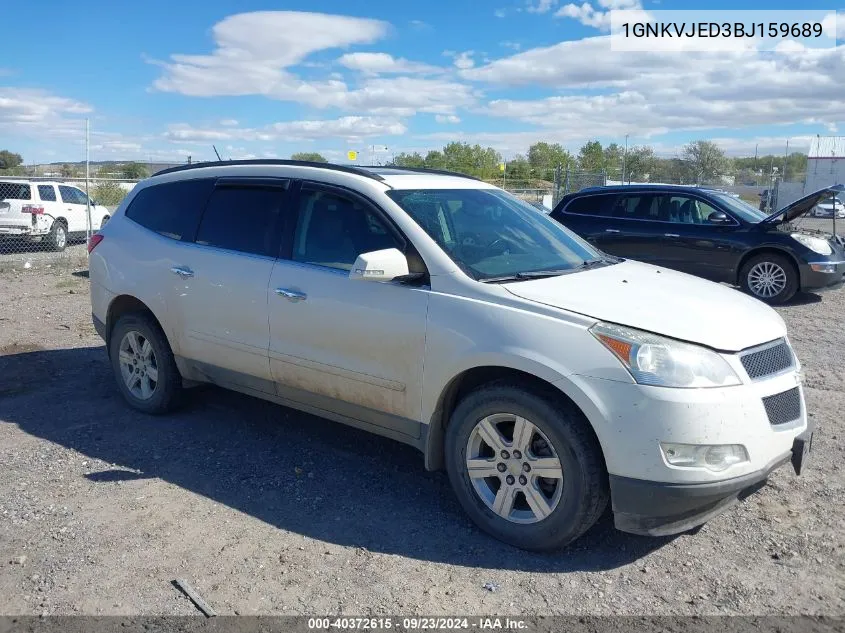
(664, 233, 680, 238)
(275, 288, 307, 303)
(605, 229, 620, 233)
(170, 266, 194, 278)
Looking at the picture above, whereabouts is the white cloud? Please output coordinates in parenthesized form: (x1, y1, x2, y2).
(219, 119, 239, 127)
(338, 52, 441, 76)
(494, 8, 507, 18)
(151, 11, 475, 116)
(501, 41, 522, 51)
(164, 116, 407, 144)
(435, 114, 461, 124)
(452, 51, 475, 70)
(555, 0, 644, 30)
(0, 87, 92, 143)
(527, 0, 559, 14)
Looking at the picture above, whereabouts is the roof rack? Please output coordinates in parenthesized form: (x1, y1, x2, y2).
(359, 165, 484, 181)
(153, 159, 386, 181)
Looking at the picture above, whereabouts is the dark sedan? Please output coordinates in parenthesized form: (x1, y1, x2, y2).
(550, 184, 845, 304)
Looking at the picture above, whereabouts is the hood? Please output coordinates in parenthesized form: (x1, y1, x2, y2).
(763, 184, 845, 224)
(504, 260, 785, 352)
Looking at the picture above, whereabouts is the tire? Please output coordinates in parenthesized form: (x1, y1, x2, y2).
(739, 252, 799, 305)
(445, 381, 608, 551)
(46, 221, 67, 252)
(109, 313, 182, 414)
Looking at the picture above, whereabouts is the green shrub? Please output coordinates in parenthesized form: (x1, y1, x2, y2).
(92, 182, 127, 206)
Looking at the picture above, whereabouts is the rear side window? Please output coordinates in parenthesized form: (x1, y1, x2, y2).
(0, 182, 31, 200)
(38, 185, 57, 202)
(561, 194, 615, 217)
(611, 194, 660, 220)
(125, 179, 214, 241)
(194, 182, 290, 257)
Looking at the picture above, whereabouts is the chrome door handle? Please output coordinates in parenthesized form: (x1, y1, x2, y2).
(275, 288, 307, 302)
(170, 266, 194, 278)
(605, 229, 620, 233)
(664, 233, 680, 238)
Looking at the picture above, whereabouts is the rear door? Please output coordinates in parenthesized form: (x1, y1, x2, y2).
(601, 193, 664, 263)
(166, 178, 291, 394)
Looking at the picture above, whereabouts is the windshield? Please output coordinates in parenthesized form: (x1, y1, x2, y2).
(710, 192, 769, 223)
(386, 188, 608, 281)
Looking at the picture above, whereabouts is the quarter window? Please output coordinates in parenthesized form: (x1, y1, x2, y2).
(194, 183, 289, 257)
(293, 187, 403, 271)
(125, 179, 214, 241)
(37, 185, 57, 202)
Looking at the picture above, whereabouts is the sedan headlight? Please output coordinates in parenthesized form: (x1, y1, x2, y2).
(791, 233, 832, 256)
(590, 322, 741, 388)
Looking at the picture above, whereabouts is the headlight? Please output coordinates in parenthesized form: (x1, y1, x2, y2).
(791, 233, 832, 255)
(590, 322, 741, 388)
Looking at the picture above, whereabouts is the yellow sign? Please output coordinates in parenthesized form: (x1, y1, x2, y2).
(347, 150, 358, 161)
(499, 163, 506, 172)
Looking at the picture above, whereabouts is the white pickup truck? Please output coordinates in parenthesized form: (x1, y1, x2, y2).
(0, 180, 111, 251)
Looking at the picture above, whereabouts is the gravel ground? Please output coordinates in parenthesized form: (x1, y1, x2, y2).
(0, 261, 843, 617)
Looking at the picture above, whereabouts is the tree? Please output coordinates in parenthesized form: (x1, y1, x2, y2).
(92, 181, 128, 206)
(60, 163, 74, 178)
(624, 146, 656, 183)
(577, 141, 605, 172)
(120, 162, 148, 180)
(527, 142, 573, 177)
(505, 154, 531, 182)
(682, 140, 728, 184)
(291, 152, 327, 163)
(603, 143, 623, 176)
(393, 152, 426, 168)
(0, 150, 23, 170)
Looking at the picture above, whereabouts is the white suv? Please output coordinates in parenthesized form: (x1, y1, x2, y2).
(0, 180, 111, 251)
(89, 161, 813, 550)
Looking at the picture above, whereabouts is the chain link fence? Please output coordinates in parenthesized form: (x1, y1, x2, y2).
(0, 176, 140, 272)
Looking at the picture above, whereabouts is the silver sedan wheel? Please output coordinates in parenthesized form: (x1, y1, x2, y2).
(465, 413, 563, 524)
(747, 261, 787, 299)
(118, 331, 158, 400)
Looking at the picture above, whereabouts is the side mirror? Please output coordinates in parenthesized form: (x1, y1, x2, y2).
(707, 211, 732, 225)
(349, 248, 409, 283)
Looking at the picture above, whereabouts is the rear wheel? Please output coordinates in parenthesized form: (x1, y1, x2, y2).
(445, 382, 608, 551)
(46, 221, 67, 252)
(109, 313, 182, 414)
(740, 253, 798, 305)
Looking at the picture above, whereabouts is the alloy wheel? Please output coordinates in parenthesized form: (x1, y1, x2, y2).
(118, 330, 159, 400)
(465, 413, 563, 524)
(747, 261, 787, 299)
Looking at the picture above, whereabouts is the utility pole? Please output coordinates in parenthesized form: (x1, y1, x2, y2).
(85, 118, 91, 243)
(622, 134, 628, 184)
(782, 139, 789, 181)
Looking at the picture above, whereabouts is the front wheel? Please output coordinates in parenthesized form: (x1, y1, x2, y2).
(445, 382, 608, 551)
(740, 253, 798, 305)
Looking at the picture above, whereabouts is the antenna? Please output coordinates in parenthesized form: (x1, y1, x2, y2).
(212, 145, 222, 161)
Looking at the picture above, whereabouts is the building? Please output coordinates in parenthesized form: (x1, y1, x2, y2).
(805, 136, 845, 193)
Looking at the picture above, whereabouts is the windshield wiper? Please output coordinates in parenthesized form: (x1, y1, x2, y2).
(481, 269, 569, 283)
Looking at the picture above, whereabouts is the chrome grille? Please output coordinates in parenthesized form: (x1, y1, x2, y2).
(762, 387, 801, 426)
(740, 339, 794, 380)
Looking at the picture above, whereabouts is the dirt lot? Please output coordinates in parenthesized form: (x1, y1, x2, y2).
(0, 260, 843, 617)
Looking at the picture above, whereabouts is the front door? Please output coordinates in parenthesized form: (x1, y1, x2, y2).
(57, 185, 90, 234)
(267, 182, 429, 437)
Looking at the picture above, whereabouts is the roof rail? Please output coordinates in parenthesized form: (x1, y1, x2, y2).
(360, 165, 484, 182)
(152, 159, 386, 181)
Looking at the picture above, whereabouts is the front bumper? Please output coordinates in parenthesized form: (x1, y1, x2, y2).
(611, 425, 814, 536)
(799, 260, 845, 293)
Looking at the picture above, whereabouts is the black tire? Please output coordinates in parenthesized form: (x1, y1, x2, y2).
(445, 381, 608, 551)
(46, 221, 67, 252)
(109, 313, 182, 414)
(739, 252, 799, 305)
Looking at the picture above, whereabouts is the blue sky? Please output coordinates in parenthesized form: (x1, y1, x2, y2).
(1, 0, 843, 164)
